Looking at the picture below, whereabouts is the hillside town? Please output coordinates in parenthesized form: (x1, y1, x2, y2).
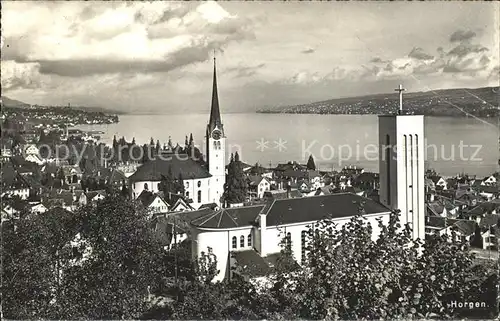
(2, 58, 499, 319)
(258, 86, 500, 117)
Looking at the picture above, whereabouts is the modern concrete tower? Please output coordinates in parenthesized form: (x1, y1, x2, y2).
(379, 85, 425, 241)
(206, 55, 226, 205)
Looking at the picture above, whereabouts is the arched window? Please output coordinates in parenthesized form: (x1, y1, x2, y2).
(186, 191, 189, 198)
(197, 181, 201, 188)
(232, 236, 237, 249)
(285, 232, 292, 249)
(213, 141, 217, 149)
(301, 231, 307, 263)
(240, 235, 245, 247)
(186, 181, 189, 188)
(197, 190, 201, 203)
(144, 183, 148, 190)
(247, 234, 252, 247)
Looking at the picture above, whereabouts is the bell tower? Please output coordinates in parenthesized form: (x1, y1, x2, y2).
(379, 84, 425, 241)
(206, 55, 226, 205)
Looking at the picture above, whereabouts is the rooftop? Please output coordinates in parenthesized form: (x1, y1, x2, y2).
(129, 155, 211, 182)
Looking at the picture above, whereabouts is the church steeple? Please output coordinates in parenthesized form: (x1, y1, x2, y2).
(208, 55, 222, 133)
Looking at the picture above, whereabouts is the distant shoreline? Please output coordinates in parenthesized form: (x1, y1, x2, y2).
(255, 110, 499, 118)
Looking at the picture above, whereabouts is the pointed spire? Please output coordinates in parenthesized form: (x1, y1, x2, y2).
(208, 52, 222, 132)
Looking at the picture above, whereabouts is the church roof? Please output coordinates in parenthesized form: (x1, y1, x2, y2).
(129, 155, 211, 182)
(191, 205, 265, 229)
(191, 193, 390, 230)
(263, 193, 391, 226)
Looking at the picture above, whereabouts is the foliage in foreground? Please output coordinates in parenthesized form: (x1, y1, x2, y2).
(2, 195, 497, 319)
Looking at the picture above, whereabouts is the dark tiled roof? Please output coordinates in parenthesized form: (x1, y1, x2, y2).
(452, 220, 476, 236)
(479, 213, 499, 229)
(129, 155, 211, 182)
(191, 205, 264, 229)
(137, 190, 159, 207)
(426, 216, 456, 229)
(199, 203, 218, 210)
(232, 249, 272, 277)
(263, 189, 302, 200)
(109, 169, 128, 184)
(264, 193, 391, 227)
(466, 202, 500, 216)
(354, 172, 379, 183)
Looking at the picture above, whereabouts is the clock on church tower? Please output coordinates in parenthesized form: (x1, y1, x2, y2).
(211, 129, 222, 140)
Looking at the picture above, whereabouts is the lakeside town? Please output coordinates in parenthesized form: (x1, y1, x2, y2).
(258, 86, 500, 117)
(2, 62, 499, 319)
(2, 1, 499, 320)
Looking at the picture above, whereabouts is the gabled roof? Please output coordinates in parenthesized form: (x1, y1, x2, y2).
(199, 203, 218, 210)
(109, 169, 128, 184)
(129, 155, 211, 182)
(263, 193, 391, 227)
(452, 220, 476, 236)
(354, 172, 379, 183)
(137, 190, 168, 208)
(248, 175, 265, 186)
(429, 176, 443, 184)
(86, 190, 106, 200)
(465, 202, 500, 216)
(479, 213, 499, 229)
(191, 205, 264, 229)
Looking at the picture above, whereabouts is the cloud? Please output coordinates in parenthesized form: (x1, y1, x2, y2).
(1, 1, 254, 78)
(0, 61, 43, 91)
(370, 57, 390, 64)
(301, 47, 315, 54)
(225, 63, 265, 78)
(449, 29, 477, 43)
(408, 47, 434, 60)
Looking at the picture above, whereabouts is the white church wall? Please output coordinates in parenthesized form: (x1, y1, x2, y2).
(193, 226, 253, 282)
(263, 212, 391, 263)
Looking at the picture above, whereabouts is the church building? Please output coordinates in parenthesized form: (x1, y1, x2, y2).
(129, 58, 226, 209)
(188, 84, 426, 282)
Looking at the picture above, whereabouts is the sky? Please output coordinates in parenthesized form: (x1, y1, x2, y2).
(2, 1, 499, 114)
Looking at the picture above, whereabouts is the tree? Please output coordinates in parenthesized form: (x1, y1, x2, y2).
(156, 140, 161, 154)
(159, 166, 175, 196)
(174, 173, 185, 195)
(223, 152, 247, 205)
(270, 209, 496, 319)
(168, 136, 174, 150)
(306, 154, 316, 170)
(55, 193, 166, 319)
(132, 137, 136, 145)
(38, 130, 47, 144)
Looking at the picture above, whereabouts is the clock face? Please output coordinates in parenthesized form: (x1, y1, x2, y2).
(211, 130, 221, 140)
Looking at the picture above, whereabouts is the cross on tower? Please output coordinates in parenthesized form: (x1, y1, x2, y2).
(395, 84, 406, 114)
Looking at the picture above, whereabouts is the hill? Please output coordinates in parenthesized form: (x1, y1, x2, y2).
(1, 96, 126, 114)
(1, 96, 30, 108)
(257, 86, 500, 117)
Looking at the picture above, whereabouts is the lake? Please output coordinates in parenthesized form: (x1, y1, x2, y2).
(76, 113, 499, 177)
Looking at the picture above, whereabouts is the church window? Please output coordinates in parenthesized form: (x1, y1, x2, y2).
(213, 141, 217, 149)
(285, 232, 292, 249)
(232, 236, 237, 249)
(186, 182, 189, 188)
(385, 134, 391, 205)
(144, 183, 148, 191)
(247, 234, 252, 246)
(301, 231, 307, 263)
(198, 181, 201, 188)
(197, 190, 201, 203)
(186, 191, 190, 198)
(240, 235, 245, 247)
